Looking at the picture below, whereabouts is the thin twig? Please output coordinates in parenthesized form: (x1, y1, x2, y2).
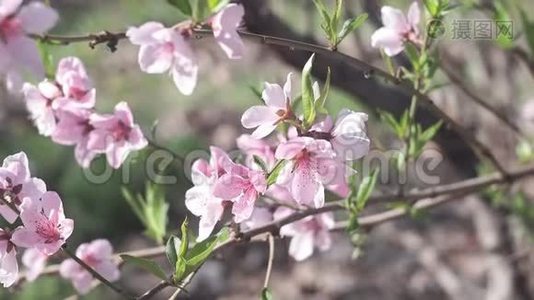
(439, 62, 523, 137)
(136, 280, 172, 300)
(0, 196, 21, 215)
(19, 164, 534, 284)
(263, 234, 275, 289)
(30, 27, 508, 174)
(61, 245, 133, 299)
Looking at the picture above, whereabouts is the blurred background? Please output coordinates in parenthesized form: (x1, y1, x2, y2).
(0, 0, 533, 299)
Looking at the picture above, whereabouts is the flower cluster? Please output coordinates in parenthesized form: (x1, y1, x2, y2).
(0, 0, 58, 92)
(186, 73, 370, 260)
(126, 3, 244, 95)
(0, 152, 73, 287)
(371, 1, 421, 56)
(23, 57, 148, 169)
(60, 239, 120, 294)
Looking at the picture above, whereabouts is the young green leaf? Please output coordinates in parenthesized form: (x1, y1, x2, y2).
(253, 155, 269, 173)
(332, 0, 344, 33)
(37, 41, 54, 78)
(301, 54, 317, 128)
(419, 121, 442, 143)
(315, 67, 331, 114)
(167, 0, 193, 16)
(179, 218, 189, 258)
(337, 13, 368, 43)
(423, 0, 439, 16)
(267, 160, 286, 186)
(120, 255, 168, 281)
(165, 235, 180, 268)
(208, 0, 229, 12)
(261, 287, 273, 300)
(185, 228, 229, 267)
(122, 183, 169, 244)
(312, 0, 332, 39)
(354, 168, 379, 211)
(192, 0, 210, 22)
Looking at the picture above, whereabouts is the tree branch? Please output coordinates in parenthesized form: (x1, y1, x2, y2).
(61, 245, 133, 299)
(18, 163, 534, 287)
(30, 26, 508, 175)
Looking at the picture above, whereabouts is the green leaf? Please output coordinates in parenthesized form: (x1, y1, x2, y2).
(179, 218, 189, 258)
(208, 0, 229, 12)
(314, 67, 331, 114)
(253, 155, 269, 173)
(423, 0, 439, 16)
(249, 84, 263, 101)
(37, 41, 54, 78)
(337, 13, 368, 43)
(166, 235, 180, 268)
(120, 255, 167, 281)
(167, 0, 192, 16)
(121, 187, 145, 222)
(192, 0, 210, 22)
(267, 160, 286, 186)
(185, 228, 229, 267)
(332, 0, 344, 31)
(312, 0, 331, 29)
(301, 54, 316, 128)
(404, 44, 420, 70)
(346, 214, 359, 233)
(419, 121, 442, 143)
(261, 287, 273, 300)
(354, 168, 379, 211)
(122, 183, 169, 244)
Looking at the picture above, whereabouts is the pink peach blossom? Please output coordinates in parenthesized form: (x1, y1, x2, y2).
(311, 109, 370, 161)
(21, 248, 48, 282)
(243, 207, 273, 230)
(213, 160, 267, 223)
(211, 3, 245, 59)
(241, 73, 293, 139)
(236, 134, 276, 170)
(52, 108, 97, 168)
(22, 80, 62, 136)
(11, 191, 74, 255)
(0, 152, 46, 223)
(126, 22, 198, 95)
(53, 57, 96, 110)
(0, 0, 58, 92)
(274, 207, 334, 261)
(185, 146, 232, 241)
(275, 137, 339, 208)
(60, 239, 120, 295)
(0, 229, 17, 287)
(88, 102, 147, 169)
(371, 2, 420, 56)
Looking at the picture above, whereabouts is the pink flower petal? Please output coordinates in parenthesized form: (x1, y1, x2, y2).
(138, 44, 174, 73)
(261, 82, 286, 108)
(0, 247, 18, 287)
(370, 27, 405, 56)
(407, 1, 420, 29)
(18, 2, 58, 34)
(241, 105, 279, 129)
(288, 231, 314, 261)
(126, 22, 165, 45)
(0, 0, 22, 17)
(212, 4, 244, 59)
(213, 174, 246, 200)
(381, 6, 409, 31)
